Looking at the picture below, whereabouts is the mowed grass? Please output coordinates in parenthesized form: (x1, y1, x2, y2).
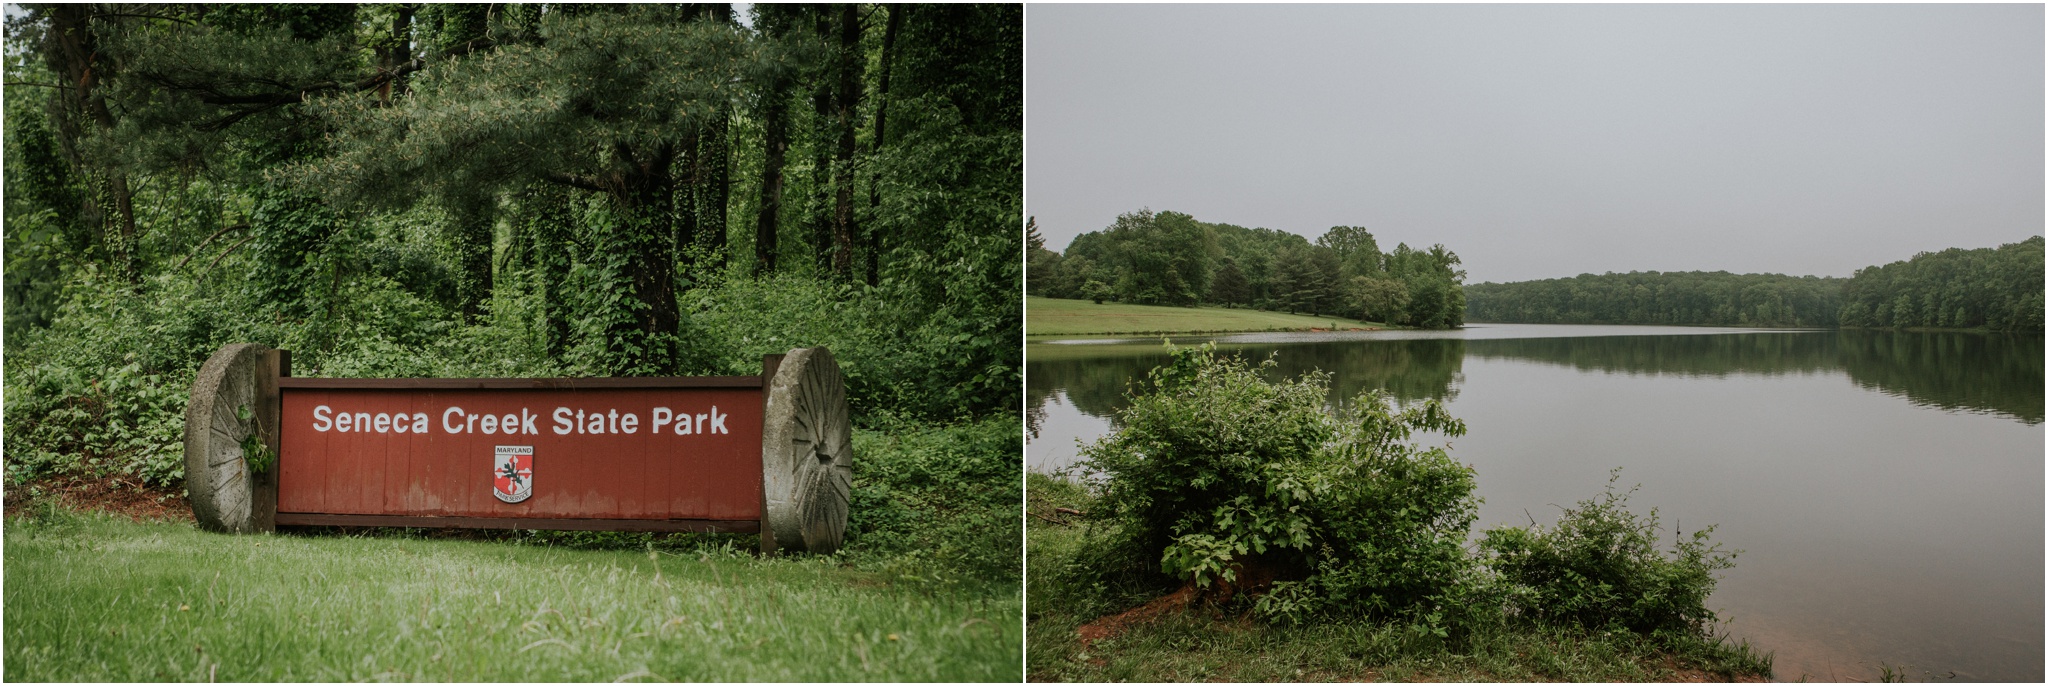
(4, 511, 1019, 682)
(1027, 297, 1388, 336)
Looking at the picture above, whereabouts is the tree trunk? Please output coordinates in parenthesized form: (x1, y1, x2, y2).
(697, 110, 730, 277)
(829, 5, 864, 281)
(755, 77, 789, 276)
(47, 5, 140, 287)
(674, 129, 700, 280)
(866, 4, 903, 287)
(449, 195, 494, 324)
(376, 6, 415, 104)
(606, 148, 681, 375)
(523, 184, 575, 356)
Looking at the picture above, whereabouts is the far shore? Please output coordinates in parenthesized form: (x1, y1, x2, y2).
(1027, 296, 1399, 336)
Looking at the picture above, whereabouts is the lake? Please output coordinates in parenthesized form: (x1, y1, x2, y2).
(1026, 323, 2044, 682)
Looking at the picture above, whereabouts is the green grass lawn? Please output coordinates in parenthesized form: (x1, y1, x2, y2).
(1027, 297, 1389, 336)
(4, 511, 1019, 682)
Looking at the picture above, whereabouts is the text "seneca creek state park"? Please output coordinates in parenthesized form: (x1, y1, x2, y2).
(308, 405, 730, 436)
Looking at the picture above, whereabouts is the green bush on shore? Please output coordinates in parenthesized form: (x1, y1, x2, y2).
(1039, 343, 1760, 675)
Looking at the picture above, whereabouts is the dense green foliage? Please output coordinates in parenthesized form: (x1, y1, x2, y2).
(842, 417, 1022, 585)
(3, 4, 1019, 571)
(1053, 345, 1740, 642)
(1465, 236, 2043, 332)
(1837, 236, 2044, 332)
(1465, 271, 1845, 327)
(1029, 212, 1466, 328)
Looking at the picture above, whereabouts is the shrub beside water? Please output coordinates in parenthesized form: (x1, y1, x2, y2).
(1479, 472, 1735, 636)
(1077, 344, 1479, 625)
(1063, 343, 1744, 648)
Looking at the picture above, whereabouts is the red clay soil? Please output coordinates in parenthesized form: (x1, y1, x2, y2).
(1076, 558, 1288, 646)
(4, 475, 193, 523)
(1076, 581, 1201, 646)
(1654, 656, 1771, 683)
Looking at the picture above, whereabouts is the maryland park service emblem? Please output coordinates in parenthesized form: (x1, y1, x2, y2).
(494, 446, 534, 503)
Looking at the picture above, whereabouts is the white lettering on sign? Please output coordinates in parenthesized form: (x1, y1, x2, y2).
(314, 404, 726, 436)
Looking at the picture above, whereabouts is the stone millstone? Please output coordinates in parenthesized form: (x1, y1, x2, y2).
(760, 347, 853, 554)
(184, 343, 280, 533)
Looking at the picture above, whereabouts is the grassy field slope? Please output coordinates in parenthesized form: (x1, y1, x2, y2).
(4, 511, 1019, 682)
(1027, 297, 1389, 336)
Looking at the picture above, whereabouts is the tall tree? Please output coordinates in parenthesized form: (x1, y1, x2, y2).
(749, 3, 801, 277)
(828, 4, 864, 280)
(306, 8, 775, 373)
(33, 5, 140, 285)
(864, 3, 905, 286)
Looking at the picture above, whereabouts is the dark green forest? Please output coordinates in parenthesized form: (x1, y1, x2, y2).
(1465, 271, 1847, 328)
(3, 2, 1020, 562)
(1466, 237, 2043, 332)
(1836, 236, 2044, 331)
(1027, 211, 1468, 328)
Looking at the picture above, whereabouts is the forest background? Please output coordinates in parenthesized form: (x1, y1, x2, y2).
(1028, 209, 2041, 333)
(1027, 210, 1470, 329)
(3, 3, 1021, 582)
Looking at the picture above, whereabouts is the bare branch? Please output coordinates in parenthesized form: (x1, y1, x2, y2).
(176, 222, 250, 270)
(199, 232, 258, 280)
(89, 12, 198, 26)
(542, 171, 604, 193)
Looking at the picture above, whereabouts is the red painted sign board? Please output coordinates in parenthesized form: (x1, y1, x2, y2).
(277, 384, 764, 525)
(188, 345, 852, 553)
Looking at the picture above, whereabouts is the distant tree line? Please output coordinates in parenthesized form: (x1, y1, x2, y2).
(1465, 272, 1847, 328)
(1026, 210, 1467, 328)
(1837, 236, 2042, 332)
(1466, 236, 2043, 332)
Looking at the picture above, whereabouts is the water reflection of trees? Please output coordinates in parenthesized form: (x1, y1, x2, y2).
(1837, 332, 2042, 425)
(1025, 339, 1465, 434)
(1467, 331, 2042, 425)
(1029, 331, 2043, 432)
(1462, 333, 1839, 378)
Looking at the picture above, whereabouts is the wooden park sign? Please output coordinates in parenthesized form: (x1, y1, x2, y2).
(182, 344, 852, 554)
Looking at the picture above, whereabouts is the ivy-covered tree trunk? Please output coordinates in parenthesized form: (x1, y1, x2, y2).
(755, 80, 790, 276)
(601, 161, 682, 375)
(674, 129, 700, 278)
(521, 184, 576, 356)
(44, 5, 140, 287)
(448, 197, 495, 323)
(697, 111, 731, 277)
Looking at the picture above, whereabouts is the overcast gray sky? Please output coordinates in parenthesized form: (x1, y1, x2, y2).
(1027, 4, 2043, 283)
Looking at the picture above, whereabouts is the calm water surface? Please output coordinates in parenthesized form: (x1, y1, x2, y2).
(1026, 324, 2044, 682)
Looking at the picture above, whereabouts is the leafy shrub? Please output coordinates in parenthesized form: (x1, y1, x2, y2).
(1065, 343, 1739, 642)
(683, 274, 1018, 425)
(843, 416, 1022, 586)
(1077, 344, 1478, 622)
(1477, 471, 1737, 636)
